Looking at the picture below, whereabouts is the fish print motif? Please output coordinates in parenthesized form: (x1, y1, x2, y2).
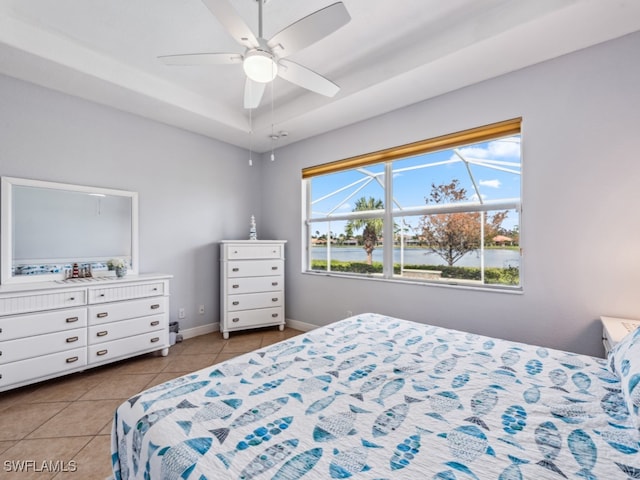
(305, 391, 345, 415)
(215, 416, 293, 468)
(210, 360, 261, 378)
(272, 448, 324, 480)
(372, 396, 422, 437)
(248, 377, 291, 396)
(231, 397, 290, 428)
(127, 374, 199, 407)
(466, 387, 499, 430)
(132, 407, 175, 474)
(141, 381, 210, 411)
(373, 378, 405, 406)
(390, 434, 422, 470)
(568, 429, 597, 479)
(535, 421, 565, 477)
(158, 437, 212, 480)
(427, 391, 463, 421)
(238, 439, 300, 480)
(313, 404, 370, 442)
(444, 424, 495, 462)
(177, 398, 243, 435)
(206, 379, 251, 397)
(330, 446, 371, 478)
(253, 360, 298, 379)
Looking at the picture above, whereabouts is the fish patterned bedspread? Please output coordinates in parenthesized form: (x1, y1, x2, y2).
(111, 313, 639, 479)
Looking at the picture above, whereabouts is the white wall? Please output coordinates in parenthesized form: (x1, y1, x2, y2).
(259, 31, 640, 357)
(0, 73, 263, 331)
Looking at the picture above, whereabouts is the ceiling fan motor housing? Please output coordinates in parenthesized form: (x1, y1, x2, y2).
(243, 38, 278, 83)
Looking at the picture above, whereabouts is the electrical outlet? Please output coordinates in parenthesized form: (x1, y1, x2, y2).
(199, 305, 205, 315)
(178, 308, 185, 319)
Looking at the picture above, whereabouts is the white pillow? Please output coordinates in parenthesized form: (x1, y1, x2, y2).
(608, 326, 640, 429)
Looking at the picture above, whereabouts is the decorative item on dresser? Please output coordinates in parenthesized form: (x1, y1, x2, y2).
(220, 240, 286, 339)
(601, 315, 640, 355)
(0, 274, 171, 392)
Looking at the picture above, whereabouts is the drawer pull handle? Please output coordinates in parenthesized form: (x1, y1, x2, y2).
(232, 284, 240, 289)
(99, 294, 105, 297)
(272, 282, 279, 286)
(233, 250, 238, 254)
(97, 331, 108, 337)
(152, 287, 158, 291)
(272, 297, 278, 302)
(97, 350, 108, 356)
(66, 356, 79, 363)
(66, 336, 79, 343)
(97, 312, 108, 318)
(271, 266, 278, 270)
(272, 313, 279, 318)
(0, 327, 2, 333)
(150, 304, 160, 310)
(232, 267, 239, 272)
(232, 301, 240, 306)
(0, 351, 2, 356)
(150, 337, 160, 343)
(66, 317, 79, 323)
(69, 297, 75, 301)
(150, 320, 160, 327)
(232, 317, 240, 323)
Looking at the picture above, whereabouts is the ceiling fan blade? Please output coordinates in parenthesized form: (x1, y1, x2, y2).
(158, 53, 242, 66)
(267, 2, 350, 57)
(201, 0, 258, 49)
(244, 78, 266, 109)
(278, 59, 339, 97)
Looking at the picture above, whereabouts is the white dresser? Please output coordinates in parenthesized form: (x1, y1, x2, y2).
(0, 274, 171, 392)
(220, 240, 286, 339)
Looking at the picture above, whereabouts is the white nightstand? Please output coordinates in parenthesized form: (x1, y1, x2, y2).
(601, 316, 640, 355)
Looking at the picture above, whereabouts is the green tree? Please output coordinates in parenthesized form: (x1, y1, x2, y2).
(345, 196, 384, 265)
(418, 180, 507, 266)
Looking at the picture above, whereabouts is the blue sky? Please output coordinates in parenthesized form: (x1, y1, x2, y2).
(310, 136, 521, 235)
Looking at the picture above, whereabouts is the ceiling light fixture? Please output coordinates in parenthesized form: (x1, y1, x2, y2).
(243, 46, 277, 83)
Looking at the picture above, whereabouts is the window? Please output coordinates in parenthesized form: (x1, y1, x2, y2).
(303, 118, 522, 289)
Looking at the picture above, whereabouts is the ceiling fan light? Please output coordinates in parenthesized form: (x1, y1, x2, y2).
(243, 50, 278, 83)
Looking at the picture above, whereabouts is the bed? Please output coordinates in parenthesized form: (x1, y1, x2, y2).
(111, 313, 640, 479)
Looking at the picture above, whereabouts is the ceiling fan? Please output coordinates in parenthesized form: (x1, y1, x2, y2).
(159, 0, 351, 109)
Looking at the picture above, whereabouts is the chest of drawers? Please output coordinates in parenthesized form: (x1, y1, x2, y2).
(0, 274, 171, 391)
(220, 240, 286, 339)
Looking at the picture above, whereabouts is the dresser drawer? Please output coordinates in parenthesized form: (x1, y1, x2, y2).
(88, 330, 168, 365)
(0, 308, 87, 341)
(0, 327, 86, 365)
(226, 307, 283, 329)
(88, 314, 165, 345)
(227, 291, 283, 311)
(227, 276, 283, 295)
(0, 290, 86, 316)
(0, 347, 86, 389)
(227, 260, 284, 278)
(225, 244, 283, 260)
(88, 282, 165, 304)
(88, 297, 167, 325)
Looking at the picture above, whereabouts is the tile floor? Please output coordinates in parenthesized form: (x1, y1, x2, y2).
(0, 326, 303, 479)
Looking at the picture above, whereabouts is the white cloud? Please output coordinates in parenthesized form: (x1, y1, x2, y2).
(480, 179, 501, 188)
(488, 137, 520, 158)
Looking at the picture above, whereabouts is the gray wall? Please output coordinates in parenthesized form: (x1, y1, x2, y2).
(2, 32, 639, 357)
(259, 31, 640, 357)
(0, 73, 263, 330)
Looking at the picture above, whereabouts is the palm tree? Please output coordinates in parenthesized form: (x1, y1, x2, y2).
(345, 197, 384, 265)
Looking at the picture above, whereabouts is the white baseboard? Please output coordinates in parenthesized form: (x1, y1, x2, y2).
(179, 318, 316, 340)
(180, 322, 219, 340)
(285, 318, 317, 332)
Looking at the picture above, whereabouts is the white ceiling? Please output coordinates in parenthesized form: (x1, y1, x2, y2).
(1, 0, 639, 152)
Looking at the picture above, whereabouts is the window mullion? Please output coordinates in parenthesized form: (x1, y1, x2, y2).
(383, 162, 394, 279)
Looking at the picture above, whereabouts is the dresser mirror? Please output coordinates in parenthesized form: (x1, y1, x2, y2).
(1, 176, 139, 284)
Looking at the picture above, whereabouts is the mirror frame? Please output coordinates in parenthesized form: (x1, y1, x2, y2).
(1, 176, 139, 284)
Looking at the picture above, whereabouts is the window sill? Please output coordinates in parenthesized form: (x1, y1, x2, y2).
(302, 270, 523, 294)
